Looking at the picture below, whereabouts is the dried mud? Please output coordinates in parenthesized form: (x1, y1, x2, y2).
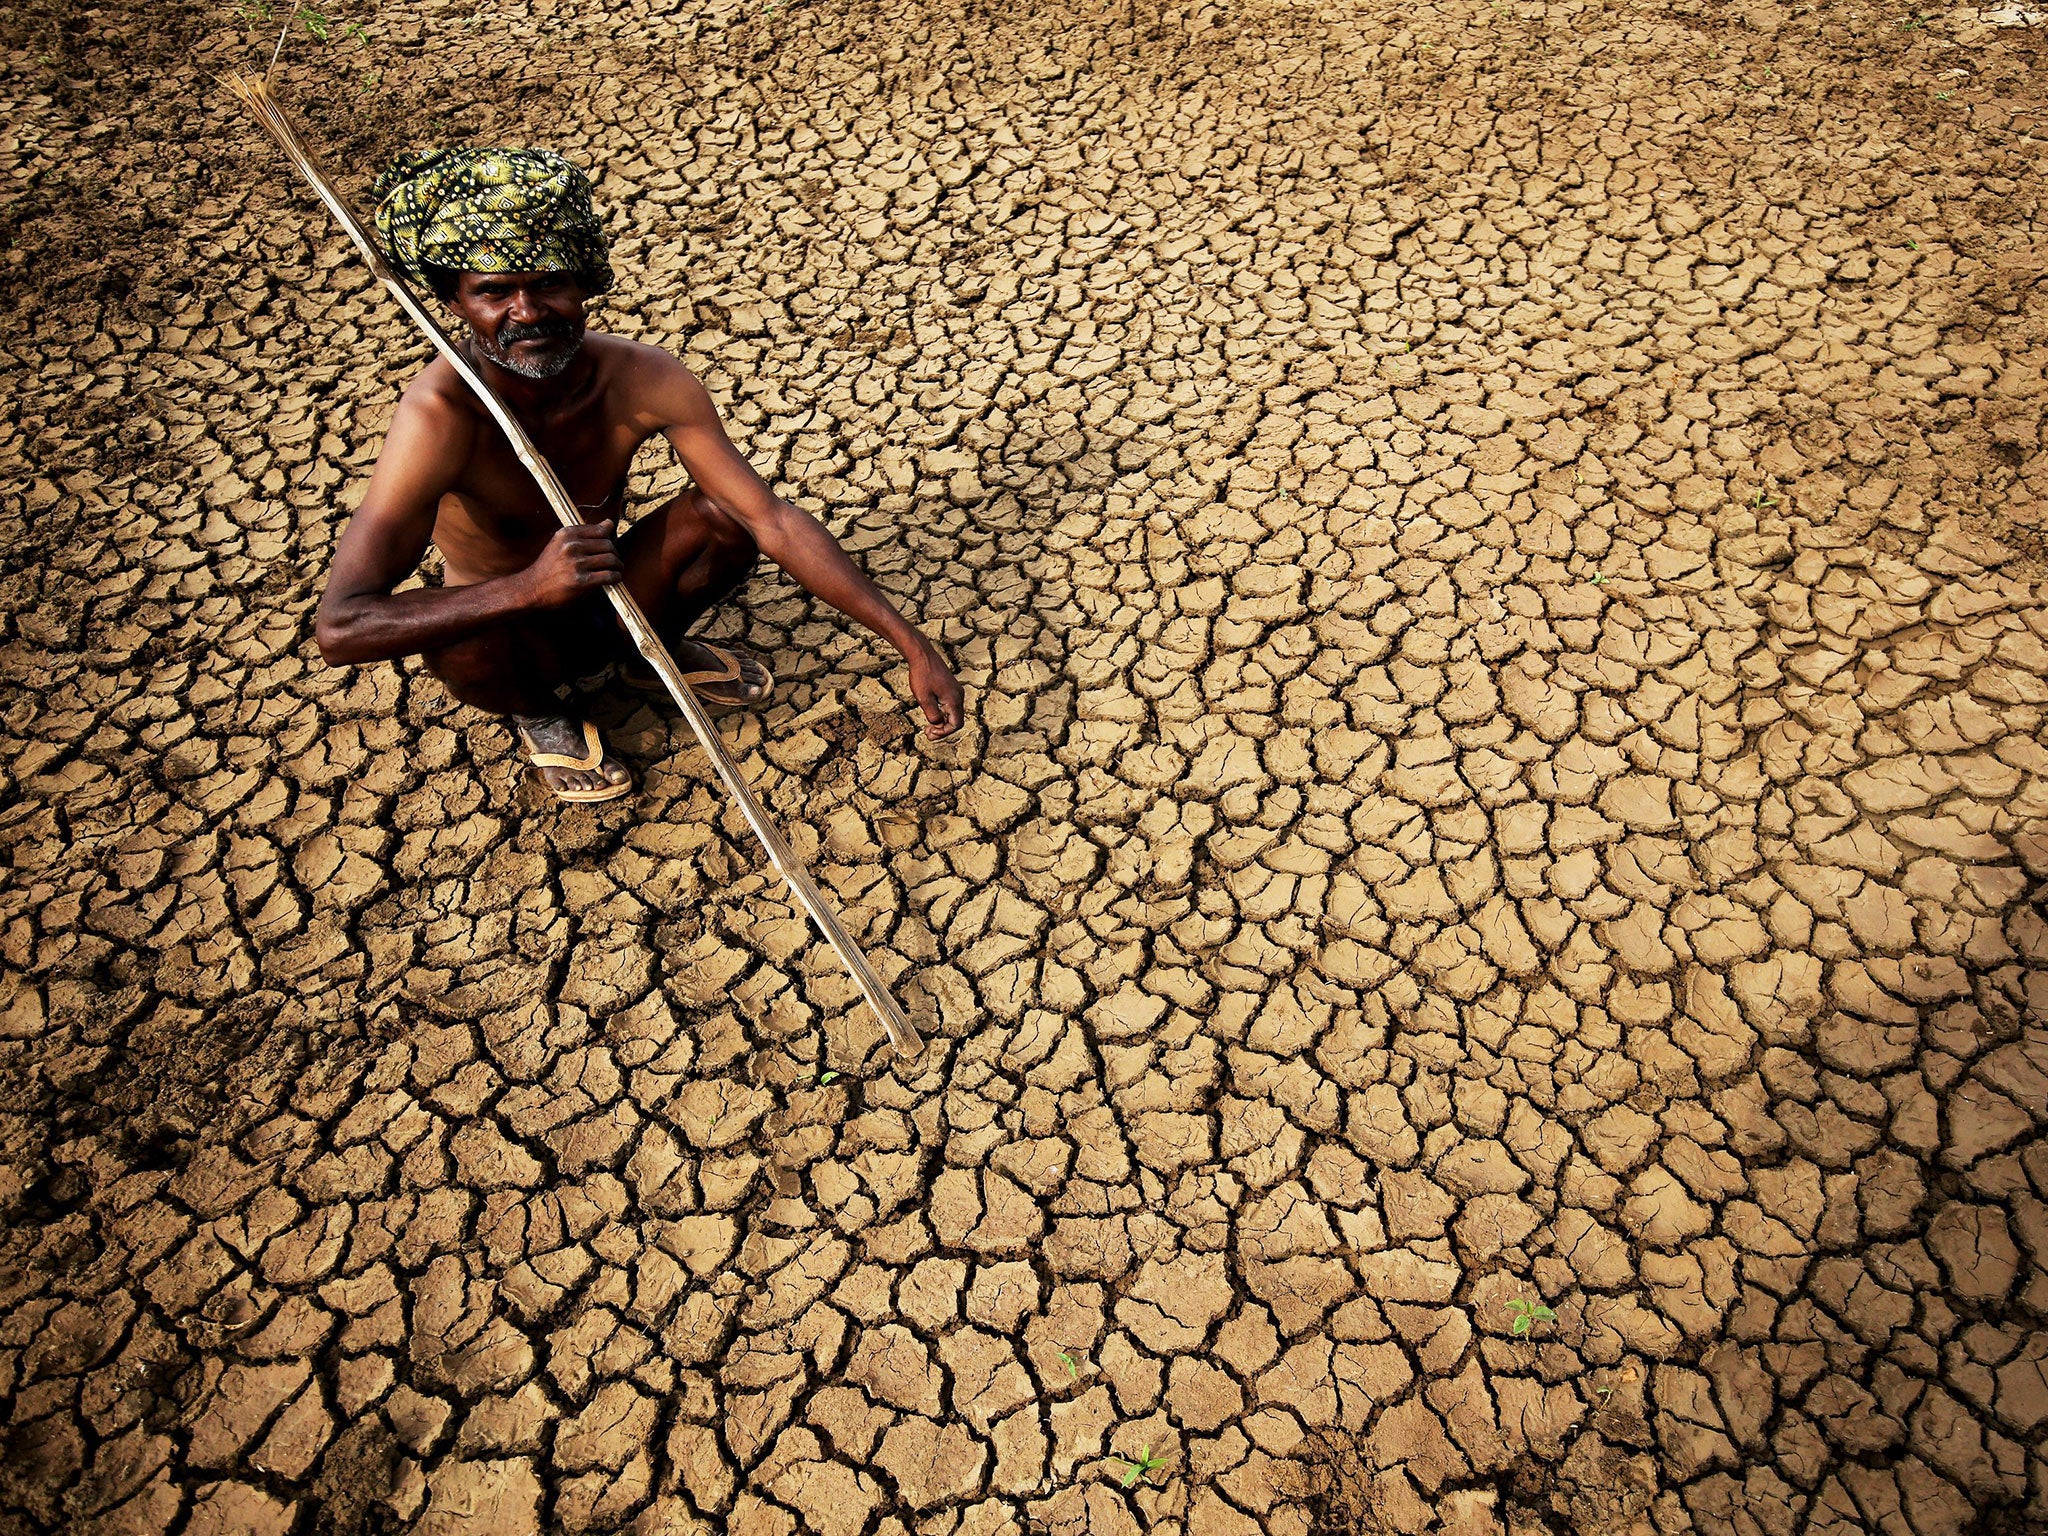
(3, 0, 2048, 1533)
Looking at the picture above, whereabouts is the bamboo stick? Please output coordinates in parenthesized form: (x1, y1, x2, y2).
(225, 72, 925, 1058)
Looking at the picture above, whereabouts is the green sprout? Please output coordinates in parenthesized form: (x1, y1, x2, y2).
(1587, 571, 1608, 586)
(1110, 1443, 1170, 1488)
(1751, 488, 1779, 508)
(817, 1070, 839, 1085)
(248, 1, 350, 42)
(1907, 240, 1920, 251)
(1506, 1297, 1557, 1338)
(1057, 1350, 1080, 1380)
(1936, 90, 1952, 100)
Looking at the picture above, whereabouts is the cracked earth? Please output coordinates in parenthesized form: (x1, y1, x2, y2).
(4, 0, 2048, 1532)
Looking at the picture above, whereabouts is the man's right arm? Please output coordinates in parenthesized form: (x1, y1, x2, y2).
(314, 384, 623, 666)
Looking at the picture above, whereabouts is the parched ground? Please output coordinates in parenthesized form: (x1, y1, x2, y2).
(3, 0, 2048, 1532)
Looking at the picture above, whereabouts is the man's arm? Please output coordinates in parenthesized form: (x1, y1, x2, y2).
(643, 354, 966, 737)
(315, 382, 623, 666)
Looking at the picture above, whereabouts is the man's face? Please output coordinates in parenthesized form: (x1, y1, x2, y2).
(452, 270, 588, 380)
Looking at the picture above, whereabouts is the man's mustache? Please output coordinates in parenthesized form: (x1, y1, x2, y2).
(496, 317, 579, 349)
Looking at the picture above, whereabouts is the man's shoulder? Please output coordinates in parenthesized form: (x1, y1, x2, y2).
(588, 330, 695, 381)
(397, 356, 482, 422)
(588, 333, 711, 423)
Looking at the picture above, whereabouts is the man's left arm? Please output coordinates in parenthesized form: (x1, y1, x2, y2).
(645, 354, 965, 738)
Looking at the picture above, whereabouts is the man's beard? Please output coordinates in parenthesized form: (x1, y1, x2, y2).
(475, 317, 583, 379)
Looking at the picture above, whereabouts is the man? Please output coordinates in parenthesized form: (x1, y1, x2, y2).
(315, 147, 965, 802)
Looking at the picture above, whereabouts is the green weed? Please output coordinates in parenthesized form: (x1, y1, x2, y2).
(244, 2, 370, 49)
(1110, 1443, 1170, 1488)
(1506, 1297, 1556, 1338)
(1057, 1350, 1081, 1380)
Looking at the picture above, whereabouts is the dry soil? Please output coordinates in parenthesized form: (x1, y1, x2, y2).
(2, 1, 2047, 1534)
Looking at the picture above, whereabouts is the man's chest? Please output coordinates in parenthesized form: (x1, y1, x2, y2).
(456, 414, 654, 526)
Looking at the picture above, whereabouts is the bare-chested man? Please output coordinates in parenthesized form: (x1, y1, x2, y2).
(315, 147, 964, 802)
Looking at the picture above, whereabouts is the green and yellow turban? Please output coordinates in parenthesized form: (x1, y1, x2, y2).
(372, 147, 613, 296)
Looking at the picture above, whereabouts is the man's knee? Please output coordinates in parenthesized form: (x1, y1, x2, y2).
(690, 489, 759, 564)
(423, 641, 527, 713)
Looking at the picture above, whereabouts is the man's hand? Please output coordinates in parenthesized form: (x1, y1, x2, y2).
(517, 521, 624, 608)
(906, 641, 966, 739)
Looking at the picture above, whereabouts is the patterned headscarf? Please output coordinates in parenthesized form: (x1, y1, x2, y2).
(372, 147, 613, 295)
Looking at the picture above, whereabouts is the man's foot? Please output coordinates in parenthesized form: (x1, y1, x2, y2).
(513, 715, 634, 803)
(627, 640, 775, 708)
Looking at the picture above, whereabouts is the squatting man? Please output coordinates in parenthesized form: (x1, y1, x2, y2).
(316, 148, 966, 801)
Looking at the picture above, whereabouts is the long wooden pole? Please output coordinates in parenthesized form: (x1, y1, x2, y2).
(225, 72, 924, 1059)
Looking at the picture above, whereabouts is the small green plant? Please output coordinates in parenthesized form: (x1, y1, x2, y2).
(1506, 1297, 1556, 1338)
(1110, 1443, 1170, 1488)
(246, 2, 370, 50)
(1936, 90, 1952, 100)
(1587, 571, 1608, 586)
(1057, 1350, 1080, 1380)
(1750, 488, 1779, 508)
(1907, 239, 1920, 251)
(817, 1070, 840, 1085)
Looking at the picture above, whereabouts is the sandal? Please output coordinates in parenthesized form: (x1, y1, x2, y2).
(628, 641, 776, 708)
(514, 717, 634, 804)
